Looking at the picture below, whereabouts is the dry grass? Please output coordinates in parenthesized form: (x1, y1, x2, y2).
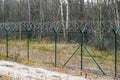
(0, 39, 118, 79)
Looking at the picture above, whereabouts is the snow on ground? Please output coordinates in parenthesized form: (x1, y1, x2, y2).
(0, 60, 87, 80)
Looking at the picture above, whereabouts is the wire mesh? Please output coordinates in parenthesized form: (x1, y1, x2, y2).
(0, 20, 119, 77)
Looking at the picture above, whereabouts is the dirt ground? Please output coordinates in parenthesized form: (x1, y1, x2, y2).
(0, 40, 119, 80)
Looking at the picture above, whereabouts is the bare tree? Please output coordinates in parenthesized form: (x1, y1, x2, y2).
(66, 0, 69, 30)
(114, 0, 119, 27)
(60, 0, 66, 39)
(28, 0, 31, 21)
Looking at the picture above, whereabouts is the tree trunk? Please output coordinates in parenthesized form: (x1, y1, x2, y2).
(66, 0, 69, 30)
(60, 0, 66, 40)
(19, 0, 22, 40)
(28, 0, 31, 21)
(115, 0, 119, 27)
(2, 0, 4, 22)
(39, 0, 44, 39)
(66, 0, 69, 41)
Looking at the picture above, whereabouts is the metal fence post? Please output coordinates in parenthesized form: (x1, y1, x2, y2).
(6, 30, 8, 58)
(115, 33, 117, 77)
(53, 27, 59, 67)
(55, 31, 57, 67)
(79, 28, 106, 75)
(79, 29, 84, 70)
(112, 28, 120, 77)
(27, 32, 30, 60)
(4, 25, 10, 58)
(63, 28, 85, 68)
(26, 23, 33, 60)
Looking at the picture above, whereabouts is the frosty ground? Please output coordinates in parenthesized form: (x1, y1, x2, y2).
(0, 60, 87, 80)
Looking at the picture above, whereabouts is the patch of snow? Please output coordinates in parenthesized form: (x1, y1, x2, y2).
(0, 60, 87, 80)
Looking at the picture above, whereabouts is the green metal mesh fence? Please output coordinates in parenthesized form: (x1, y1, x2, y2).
(0, 21, 119, 77)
